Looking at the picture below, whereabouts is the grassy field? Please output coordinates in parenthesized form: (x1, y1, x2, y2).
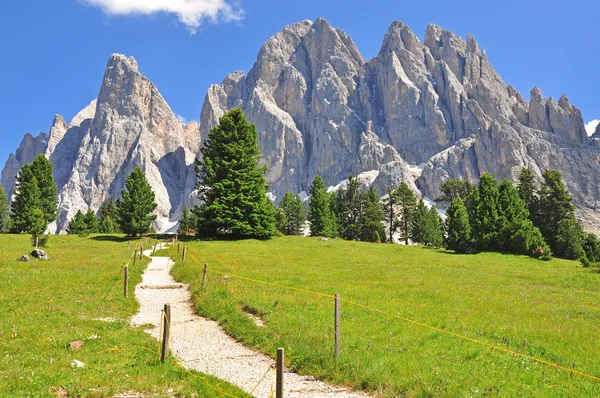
(0, 234, 248, 398)
(163, 236, 600, 397)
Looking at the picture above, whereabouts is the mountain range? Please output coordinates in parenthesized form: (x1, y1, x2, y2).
(2, 18, 599, 234)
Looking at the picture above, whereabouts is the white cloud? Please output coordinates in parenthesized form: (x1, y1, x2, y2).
(585, 119, 599, 137)
(80, 0, 243, 33)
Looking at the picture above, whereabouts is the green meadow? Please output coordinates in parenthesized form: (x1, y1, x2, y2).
(164, 236, 600, 397)
(0, 234, 247, 397)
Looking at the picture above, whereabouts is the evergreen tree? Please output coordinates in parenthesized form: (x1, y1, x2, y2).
(116, 168, 157, 237)
(179, 205, 193, 234)
(359, 186, 386, 243)
(437, 179, 473, 204)
(336, 176, 364, 241)
(10, 164, 41, 234)
(470, 173, 500, 251)
(538, 170, 576, 253)
(30, 154, 58, 225)
(194, 108, 275, 239)
(582, 233, 600, 266)
(29, 208, 47, 248)
(0, 184, 9, 233)
(554, 215, 584, 260)
(308, 175, 335, 237)
(411, 199, 429, 245)
(382, 186, 398, 243)
(427, 206, 444, 247)
(395, 182, 416, 245)
(83, 209, 99, 234)
(67, 210, 87, 235)
(517, 168, 539, 224)
(98, 197, 119, 234)
(445, 197, 472, 254)
(278, 192, 306, 235)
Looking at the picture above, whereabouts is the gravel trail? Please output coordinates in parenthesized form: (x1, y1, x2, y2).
(130, 245, 372, 398)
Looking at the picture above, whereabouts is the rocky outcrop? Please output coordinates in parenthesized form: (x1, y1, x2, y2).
(2, 19, 599, 233)
(1, 132, 48, 200)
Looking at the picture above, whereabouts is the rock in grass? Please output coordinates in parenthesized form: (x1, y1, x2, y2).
(20, 254, 30, 262)
(320, 237, 329, 242)
(70, 359, 85, 368)
(69, 340, 84, 351)
(31, 249, 49, 260)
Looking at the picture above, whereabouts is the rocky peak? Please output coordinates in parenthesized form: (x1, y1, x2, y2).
(46, 115, 69, 156)
(69, 99, 97, 127)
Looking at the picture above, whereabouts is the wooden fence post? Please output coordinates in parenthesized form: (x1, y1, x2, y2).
(276, 347, 284, 398)
(202, 264, 208, 289)
(133, 250, 137, 266)
(124, 266, 129, 298)
(161, 304, 171, 362)
(335, 294, 340, 361)
(177, 242, 180, 254)
(182, 246, 186, 262)
(139, 247, 143, 261)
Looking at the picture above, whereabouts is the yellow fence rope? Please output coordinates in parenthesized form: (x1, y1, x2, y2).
(185, 247, 600, 383)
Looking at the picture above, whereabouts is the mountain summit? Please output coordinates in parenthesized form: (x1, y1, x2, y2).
(3, 20, 600, 233)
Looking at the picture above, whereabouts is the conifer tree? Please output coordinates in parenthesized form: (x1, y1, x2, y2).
(582, 233, 600, 266)
(517, 168, 539, 224)
(554, 215, 584, 260)
(427, 206, 444, 247)
(0, 184, 9, 233)
(359, 186, 386, 243)
(437, 179, 473, 204)
(30, 155, 58, 225)
(470, 173, 500, 251)
(83, 209, 99, 234)
(336, 176, 363, 241)
(179, 205, 193, 234)
(278, 192, 306, 235)
(411, 199, 429, 245)
(10, 164, 41, 234)
(98, 197, 119, 234)
(382, 186, 398, 243)
(194, 108, 275, 239)
(395, 182, 416, 245)
(116, 168, 157, 237)
(445, 197, 472, 254)
(67, 210, 87, 235)
(537, 170, 576, 253)
(308, 175, 335, 237)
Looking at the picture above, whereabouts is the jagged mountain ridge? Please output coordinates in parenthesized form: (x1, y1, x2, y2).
(2, 18, 599, 233)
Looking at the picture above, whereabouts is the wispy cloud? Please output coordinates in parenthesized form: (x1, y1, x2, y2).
(80, 0, 243, 34)
(585, 119, 599, 137)
(175, 114, 188, 124)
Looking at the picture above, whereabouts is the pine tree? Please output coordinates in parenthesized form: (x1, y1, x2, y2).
(116, 168, 157, 237)
(411, 199, 429, 245)
(395, 182, 416, 245)
(98, 197, 119, 234)
(445, 197, 472, 254)
(67, 210, 87, 235)
(470, 173, 500, 251)
(436, 179, 473, 204)
(29, 208, 47, 248)
(0, 184, 9, 233)
(336, 176, 364, 241)
(517, 168, 539, 224)
(382, 186, 398, 243)
(538, 170, 576, 253)
(83, 209, 99, 234)
(359, 186, 386, 243)
(582, 233, 600, 266)
(554, 215, 584, 260)
(10, 164, 41, 233)
(179, 205, 193, 234)
(30, 155, 58, 225)
(278, 192, 306, 235)
(308, 176, 335, 237)
(427, 206, 444, 247)
(194, 108, 275, 239)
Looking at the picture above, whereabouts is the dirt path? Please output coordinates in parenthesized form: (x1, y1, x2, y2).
(130, 245, 371, 398)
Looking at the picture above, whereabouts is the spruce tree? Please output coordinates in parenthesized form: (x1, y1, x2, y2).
(99, 197, 119, 234)
(470, 173, 500, 251)
(336, 176, 363, 241)
(67, 210, 87, 235)
(538, 170, 576, 253)
(445, 197, 472, 254)
(83, 209, 99, 234)
(554, 215, 584, 260)
(517, 168, 539, 225)
(382, 186, 398, 243)
(437, 179, 473, 204)
(195, 108, 275, 239)
(411, 199, 429, 245)
(582, 233, 600, 266)
(10, 164, 41, 234)
(427, 206, 444, 247)
(278, 192, 306, 235)
(308, 175, 335, 237)
(179, 205, 193, 234)
(359, 186, 386, 243)
(0, 184, 9, 233)
(395, 182, 416, 245)
(116, 168, 157, 237)
(30, 155, 58, 225)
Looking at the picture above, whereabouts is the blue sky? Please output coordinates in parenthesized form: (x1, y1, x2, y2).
(1, 0, 599, 168)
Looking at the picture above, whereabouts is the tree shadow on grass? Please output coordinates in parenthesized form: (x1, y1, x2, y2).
(89, 235, 131, 243)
